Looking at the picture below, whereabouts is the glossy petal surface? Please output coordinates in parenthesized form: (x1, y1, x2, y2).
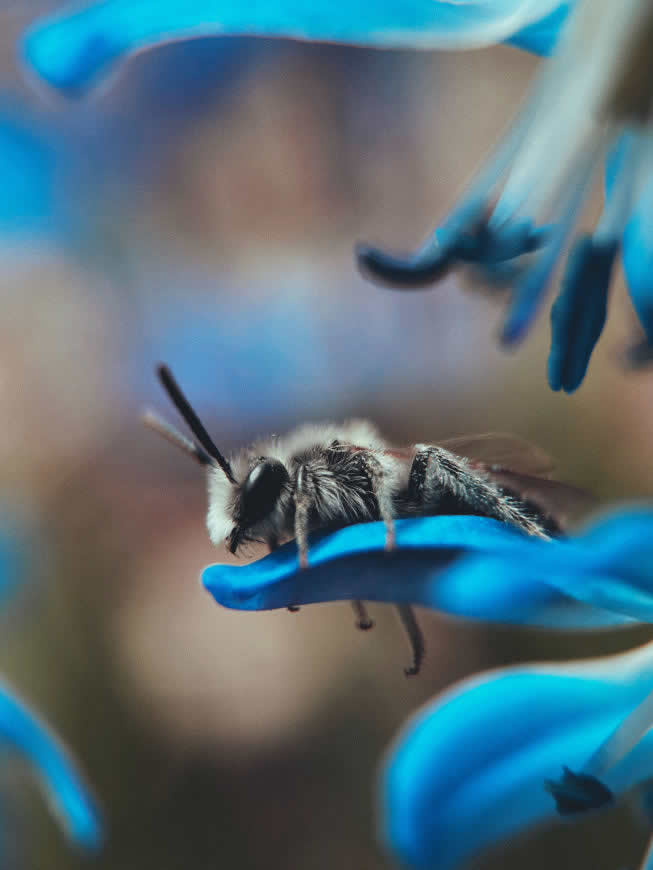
(202, 511, 653, 628)
(24, 0, 565, 95)
(382, 642, 653, 869)
(0, 682, 103, 850)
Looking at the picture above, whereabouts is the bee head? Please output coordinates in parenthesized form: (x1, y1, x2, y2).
(144, 365, 293, 555)
(227, 459, 290, 553)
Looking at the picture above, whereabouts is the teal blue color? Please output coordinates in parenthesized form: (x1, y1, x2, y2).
(383, 644, 653, 868)
(0, 683, 103, 850)
(548, 235, 615, 393)
(202, 509, 653, 628)
(23, 1, 569, 95)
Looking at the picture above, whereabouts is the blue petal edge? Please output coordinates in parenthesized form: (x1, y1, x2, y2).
(24, 0, 571, 95)
(201, 513, 642, 629)
(0, 683, 104, 850)
(381, 639, 653, 869)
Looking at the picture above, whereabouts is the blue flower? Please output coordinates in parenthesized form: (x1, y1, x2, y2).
(357, 0, 653, 393)
(22, 1, 570, 97)
(25, 1, 653, 392)
(380, 640, 653, 869)
(202, 508, 653, 867)
(202, 509, 653, 628)
(0, 681, 103, 851)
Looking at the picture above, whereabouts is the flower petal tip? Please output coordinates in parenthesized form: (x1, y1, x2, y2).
(355, 241, 451, 289)
(22, 16, 124, 97)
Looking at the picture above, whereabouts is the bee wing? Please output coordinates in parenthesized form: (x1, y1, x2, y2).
(486, 469, 597, 531)
(438, 433, 555, 476)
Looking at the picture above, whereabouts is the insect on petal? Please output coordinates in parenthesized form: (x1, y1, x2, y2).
(202, 513, 644, 629)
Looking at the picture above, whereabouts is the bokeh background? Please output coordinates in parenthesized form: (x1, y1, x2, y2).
(0, 2, 652, 868)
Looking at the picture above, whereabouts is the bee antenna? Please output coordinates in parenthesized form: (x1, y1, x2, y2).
(142, 409, 212, 466)
(155, 364, 236, 483)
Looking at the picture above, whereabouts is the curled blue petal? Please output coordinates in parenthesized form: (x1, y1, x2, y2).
(547, 235, 615, 393)
(382, 642, 653, 869)
(458, 219, 548, 266)
(0, 682, 103, 850)
(24, 0, 565, 95)
(202, 513, 649, 629)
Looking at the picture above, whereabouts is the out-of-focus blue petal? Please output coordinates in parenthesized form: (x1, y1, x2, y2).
(24, 0, 564, 95)
(547, 235, 615, 393)
(202, 512, 652, 629)
(0, 102, 60, 238)
(381, 641, 653, 870)
(506, 2, 572, 55)
(605, 134, 653, 344)
(0, 683, 103, 851)
(618, 179, 653, 344)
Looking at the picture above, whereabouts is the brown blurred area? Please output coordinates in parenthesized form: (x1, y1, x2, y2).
(0, 4, 652, 869)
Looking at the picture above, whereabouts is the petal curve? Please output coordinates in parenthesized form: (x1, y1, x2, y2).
(382, 641, 653, 869)
(0, 682, 103, 850)
(24, 0, 565, 95)
(201, 513, 643, 629)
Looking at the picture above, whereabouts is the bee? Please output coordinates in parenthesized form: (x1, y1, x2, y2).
(144, 364, 593, 676)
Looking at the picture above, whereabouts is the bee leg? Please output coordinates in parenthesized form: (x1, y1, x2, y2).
(352, 600, 374, 631)
(413, 445, 549, 539)
(395, 604, 425, 677)
(360, 453, 396, 550)
(293, 464, 311, 571)
(267, 534, 301, 613)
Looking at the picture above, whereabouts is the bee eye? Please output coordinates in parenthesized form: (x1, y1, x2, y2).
(239, 460, 289, 526)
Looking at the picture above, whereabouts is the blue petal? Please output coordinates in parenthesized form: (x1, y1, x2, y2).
(501, 157, 594, 346)
(0, 102, 60, 237)
(382, 643, 653, 869)
(605, 134, 653, 344)
(202, 514, 640, 629)
(23, 0, 565, 95)
(619, 179, 653, 344)
(0, 682, 103, 850)
(547, 235, 615, 393)
(506, 2, 572, 56)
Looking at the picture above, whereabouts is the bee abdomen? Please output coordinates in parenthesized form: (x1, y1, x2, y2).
(407, 445, 551, 539)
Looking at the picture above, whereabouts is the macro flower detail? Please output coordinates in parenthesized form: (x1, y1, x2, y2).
(23, 0, 568, 97)
(0, 681, 103, 851)
(202, 508, 653, 629)
(358, 0, 653, 391)
(381, 640, 653, 869)
(25, 0, 653, 391)
(543, 765, 614, 816)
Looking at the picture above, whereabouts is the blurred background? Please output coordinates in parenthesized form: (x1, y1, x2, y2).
(0, 2, 652, 868)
